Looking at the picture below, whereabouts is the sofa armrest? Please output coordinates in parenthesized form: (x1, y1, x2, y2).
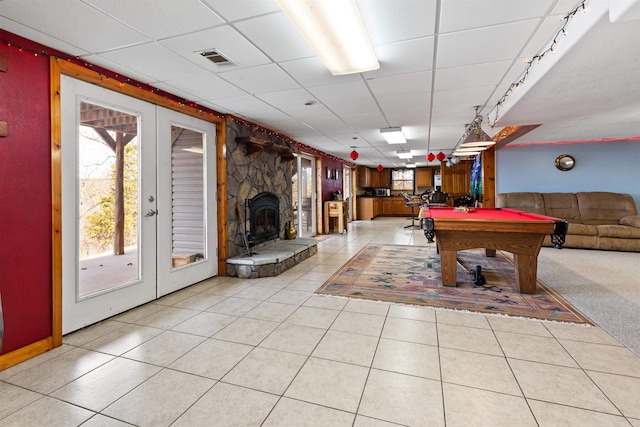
(619, 215, 640, 228)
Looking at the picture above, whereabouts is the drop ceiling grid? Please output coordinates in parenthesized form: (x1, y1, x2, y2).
(83, 0, 225, 40)
(158, 26, 272, 72)
(96, 42, 209, 82)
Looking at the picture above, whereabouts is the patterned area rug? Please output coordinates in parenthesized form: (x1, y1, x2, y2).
(316, 244, 592, 324)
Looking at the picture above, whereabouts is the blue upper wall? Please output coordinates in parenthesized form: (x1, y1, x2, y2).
(496, 140, 640, 209)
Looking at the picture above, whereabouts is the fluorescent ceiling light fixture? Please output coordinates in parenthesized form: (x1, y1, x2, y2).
(453, 150, 480, 156)
(456, 146, 489, 152)
(381, 127, 406, 144)
(275, 0, 379, 75)
(460, 140, 496, 148)
(397, 151, 413, 159)
(405, 163, 416, 168)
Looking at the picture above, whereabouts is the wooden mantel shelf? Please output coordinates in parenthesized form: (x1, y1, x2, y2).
(235, 136, 296, 162)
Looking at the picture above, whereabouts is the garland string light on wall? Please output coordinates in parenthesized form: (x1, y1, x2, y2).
(487, 0, 589, 127)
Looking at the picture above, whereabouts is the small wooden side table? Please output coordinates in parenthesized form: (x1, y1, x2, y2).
(324, 201, 347, 234)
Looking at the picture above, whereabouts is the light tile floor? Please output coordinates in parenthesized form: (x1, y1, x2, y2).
(2, 218, 640, 426)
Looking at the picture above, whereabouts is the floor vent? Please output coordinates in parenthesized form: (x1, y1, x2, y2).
(200, 49, 235, 66)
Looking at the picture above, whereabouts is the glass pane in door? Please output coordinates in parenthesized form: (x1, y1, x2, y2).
(78, 102, 140, 298)
(292, 158, 300, 231)
(171, 126, 206, 269)
(300, 157, 314, 237)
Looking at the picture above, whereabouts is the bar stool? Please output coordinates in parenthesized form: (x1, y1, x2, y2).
(401, 192, 421, 229)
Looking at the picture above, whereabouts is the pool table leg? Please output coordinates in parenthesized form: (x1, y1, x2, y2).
(514, 254, 537, 294)
(440, 250, 458, 286)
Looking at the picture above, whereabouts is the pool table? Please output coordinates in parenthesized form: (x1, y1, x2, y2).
(419, 207, 568, 294)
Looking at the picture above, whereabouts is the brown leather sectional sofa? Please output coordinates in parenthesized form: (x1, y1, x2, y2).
(496, 192, 640, 252)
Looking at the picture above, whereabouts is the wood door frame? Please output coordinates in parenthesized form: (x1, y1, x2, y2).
(48, 59, 226, 351)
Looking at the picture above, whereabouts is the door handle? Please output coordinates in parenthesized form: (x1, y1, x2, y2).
(144, 209, 158, 217)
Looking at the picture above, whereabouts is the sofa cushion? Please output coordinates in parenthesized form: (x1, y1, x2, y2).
(577, 192, 638, 225)
(620, 215, 640, 228)
(496, 192, 545, 215)
(597, 225, 640, 239)
(568, 223, 598, 236)
(542, 193, 582, 223)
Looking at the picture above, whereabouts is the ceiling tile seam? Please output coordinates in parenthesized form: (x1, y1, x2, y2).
(426, 0, 443, 154)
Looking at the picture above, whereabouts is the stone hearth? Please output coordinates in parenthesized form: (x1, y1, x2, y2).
(226, 238, 317, 279)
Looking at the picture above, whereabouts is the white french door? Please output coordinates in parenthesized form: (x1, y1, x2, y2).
(156, 107, 217, 297)
(61, 76, 217, 334)
(292, 154, 316, 237)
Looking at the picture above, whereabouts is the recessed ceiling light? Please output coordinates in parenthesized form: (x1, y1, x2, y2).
(381, 127, 406, 144)
(397, 152, 413, 159)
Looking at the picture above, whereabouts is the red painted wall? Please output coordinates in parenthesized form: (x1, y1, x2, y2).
(0, 34, 52, 354)
(321, 158, 345, 202)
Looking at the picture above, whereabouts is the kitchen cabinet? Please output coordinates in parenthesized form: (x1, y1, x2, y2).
(356, 197, 374, 220)
(379, 169, 391, 188)
(416, 167, 433, 187)
(357, 166, 371, 188)
(370, 169, 381, 187)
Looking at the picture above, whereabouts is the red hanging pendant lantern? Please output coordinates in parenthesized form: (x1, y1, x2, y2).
(377, 165, 384, 171)
(426, 153, 435, 162)
(436, 152, 446, 161)
(349, 150, 359, 160)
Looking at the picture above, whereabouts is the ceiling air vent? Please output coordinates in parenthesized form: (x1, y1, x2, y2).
(200, 49, 235, 66)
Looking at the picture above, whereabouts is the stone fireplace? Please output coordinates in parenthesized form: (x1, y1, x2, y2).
(225, 119, 293, 258)
(224, 118, 317, 278)
(246, 192, 280, 246)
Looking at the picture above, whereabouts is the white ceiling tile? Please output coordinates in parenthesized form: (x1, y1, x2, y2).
(342, 112, 388, 129)
(162, 74, 248, 101)
(218, 64, 301, 94)
(160, 26, 271, 71)
(440, 0, 555, 32)
(83, 0, 224, 39)
(97, 42, 208, 81)
(0, 17, 90, 56)
(326, 99, 382, 117)
(368, 37, 434, 78)
(280, 57, 362, 87)
(81, 54, 157, 83)
(256, 89, 317, 110)
(437, 20, 540, 69)
(201, 0, 281, 21)
(307, 81, 373, 105)
(206, 95, 273, 114)
(234, 13, 316, 62)
(358, 0, 437, 45)
(1, 0, 149, 53)
(435, 61, 512, 91)
(432, 86, 497, 110)
(377, 92, 429, 114)
(367, 71, 431, 98)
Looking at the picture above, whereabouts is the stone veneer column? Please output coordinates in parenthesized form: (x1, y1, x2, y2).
(225, 119, 293, 258)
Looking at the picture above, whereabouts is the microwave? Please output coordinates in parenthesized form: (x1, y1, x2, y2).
(373, 188, 390, 196)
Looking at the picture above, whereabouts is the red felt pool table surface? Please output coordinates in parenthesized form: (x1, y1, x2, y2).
(418, 207, 567, 294)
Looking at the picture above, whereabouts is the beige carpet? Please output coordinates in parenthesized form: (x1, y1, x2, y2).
(534, 247, 640, 356)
